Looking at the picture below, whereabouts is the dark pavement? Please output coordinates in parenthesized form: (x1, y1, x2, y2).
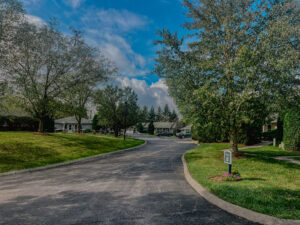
(0, 136, 259, 225)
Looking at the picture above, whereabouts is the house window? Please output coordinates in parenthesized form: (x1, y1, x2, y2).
(69, 125, 72, 130)
(64, 124, 67, 130)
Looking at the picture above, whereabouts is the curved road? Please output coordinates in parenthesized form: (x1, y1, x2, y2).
(0, 136, 259, 225)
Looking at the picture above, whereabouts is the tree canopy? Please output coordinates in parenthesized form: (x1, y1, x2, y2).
(155, 0, 300, 152)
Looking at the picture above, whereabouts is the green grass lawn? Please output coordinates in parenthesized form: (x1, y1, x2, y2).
(0, 132, 144, 173)
(185, 143, 300, 219)
(240, 145, 300, 157)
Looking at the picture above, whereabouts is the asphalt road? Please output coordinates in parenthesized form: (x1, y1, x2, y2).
(0, 136, 259, 225)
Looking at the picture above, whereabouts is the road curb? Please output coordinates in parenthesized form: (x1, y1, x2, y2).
(0, 140, 147, 178)
(182, 152, 300, 225)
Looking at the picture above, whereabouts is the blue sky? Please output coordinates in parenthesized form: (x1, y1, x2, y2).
(22, 0, 188, 110)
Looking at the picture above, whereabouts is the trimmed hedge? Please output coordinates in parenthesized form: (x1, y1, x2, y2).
(283, 110, 300, 151)
(0, 116, 39, 131)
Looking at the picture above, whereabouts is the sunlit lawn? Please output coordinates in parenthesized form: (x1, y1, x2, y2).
(185, 143, 300, 219)
(0, 132, 144, 173)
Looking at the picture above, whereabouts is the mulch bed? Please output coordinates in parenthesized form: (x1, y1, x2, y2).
(210, 175, 242, 182)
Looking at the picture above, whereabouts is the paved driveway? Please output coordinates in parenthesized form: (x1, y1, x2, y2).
(0, 136, 259, 225)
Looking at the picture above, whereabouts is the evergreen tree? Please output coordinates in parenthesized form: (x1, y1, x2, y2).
(163, 104, 171, 122)
(141, 105, 149, 122)
(156, 106, 163, 121)
(169, 110, 178, 122)
(148, 106, 156, 122)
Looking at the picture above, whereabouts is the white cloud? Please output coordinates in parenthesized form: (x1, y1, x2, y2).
(94, 9, 148, 32)
(24, 14, 45, 26)
(63, 0, 85, 8)
(82, 9, 150, 77)
(116, 77, 177, 111)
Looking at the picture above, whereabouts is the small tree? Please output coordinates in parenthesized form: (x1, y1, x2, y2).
(94, 86, 139, 137)
(283, 110, 300, 151)
(148, 121, 155, 135)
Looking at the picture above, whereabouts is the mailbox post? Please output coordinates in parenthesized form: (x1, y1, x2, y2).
(224, 150, 232, 174)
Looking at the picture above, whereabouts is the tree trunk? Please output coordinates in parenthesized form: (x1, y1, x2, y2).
(123, 127, 127, 141)
(114, 127, 119, 137)
(38, 119, 45, 133)
(77, 117, 82, 133)
(230, 131, 239, 152)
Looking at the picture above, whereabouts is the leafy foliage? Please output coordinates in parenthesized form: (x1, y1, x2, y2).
(155, 0, 300, 152)
(0, 115, 38, 131)
(284, 110, 300, 151)
(94, 86, 139, 137)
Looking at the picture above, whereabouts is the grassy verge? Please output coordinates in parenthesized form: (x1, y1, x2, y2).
(0, 132, 144, 173)
(185, 143, 300, 219)
(240, 145, 300, 157)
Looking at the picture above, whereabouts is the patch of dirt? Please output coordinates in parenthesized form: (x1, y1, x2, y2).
(210, 175, 224, 182)
(210, 175, 242, 182)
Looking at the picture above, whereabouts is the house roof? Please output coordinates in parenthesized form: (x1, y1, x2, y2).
(143, 122, 176, 129)
(181, 125, 192, 130)
(55, 117, 92, 124)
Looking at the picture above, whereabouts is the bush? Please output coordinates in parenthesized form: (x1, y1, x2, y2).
(283, 110, 300, 151)
(0, 116, 39, 131)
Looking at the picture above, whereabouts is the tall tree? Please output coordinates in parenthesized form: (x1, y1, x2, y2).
(148, 106, 156, 122)
(140, 105, 149, 122)
(0, 0, 23, 60)
(155, 0, 300, 152)
(156, 106, 163, 121)
(64, 30, 116, 132)
(0, 0, 23, 109)
(169, 109, 178, 122)
(4, 21, 95, 132)
(163, 104, 171, 122)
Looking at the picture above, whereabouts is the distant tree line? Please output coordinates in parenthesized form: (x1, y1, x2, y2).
(138, 104, 178, 123)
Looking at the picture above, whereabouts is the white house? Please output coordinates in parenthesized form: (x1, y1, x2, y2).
(142, 122, 176, 134)
(55, 117, 92, 133)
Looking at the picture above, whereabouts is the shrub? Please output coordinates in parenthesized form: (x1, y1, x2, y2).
(0, 116, 39, 131)
(283, 110, 300, 151)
